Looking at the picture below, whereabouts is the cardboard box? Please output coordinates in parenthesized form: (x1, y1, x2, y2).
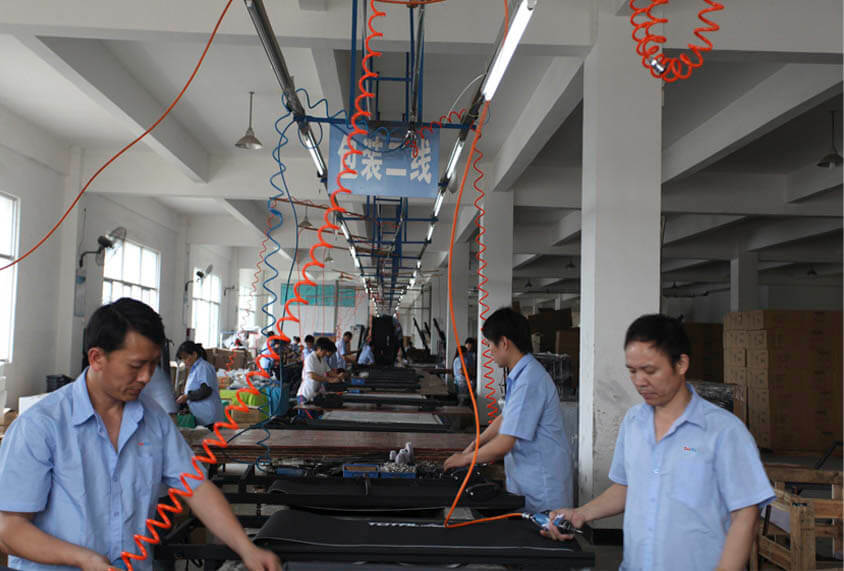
(723, 330, 749, 348)
(1, 408, 17, 427)
(528, 309, 573, 352)
(725, 347, 747, 369)
(748, 380, 841, 452)
(723, 366, 747, 387)
(729, 383, 747, 424)
(723, 312, 746, 331)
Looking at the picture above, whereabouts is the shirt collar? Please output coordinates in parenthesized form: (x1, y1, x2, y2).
(637, 382, 706, 430)
(190, 357, 205, 372)
(506, 353, 533, 385)
(71, 367, 145, 427)
(71, 368, 96, 426)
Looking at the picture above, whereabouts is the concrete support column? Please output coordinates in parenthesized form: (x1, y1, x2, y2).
(730, 252, 759, 311)
(429, 273, 445, 358)
(579, 13, 662, 516)
(447, 243, 470, 367)
(55, 146, 84, 376)
(476, 191, 513, 423)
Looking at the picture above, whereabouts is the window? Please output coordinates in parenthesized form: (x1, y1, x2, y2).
(102, 240, 160, 311)
(192, 269, 221, 347)
(237, 268, 258, 330)
(0, 193, 19, 363)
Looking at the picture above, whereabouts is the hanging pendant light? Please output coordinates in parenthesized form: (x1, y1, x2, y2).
(235, 91, 263, 150)
(565, 258, 576, 269)
(817, 110, 842, 168)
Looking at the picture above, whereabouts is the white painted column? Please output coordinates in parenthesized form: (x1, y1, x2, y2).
(730, 252, 759, 311)
(55, 147, 85, 375)
(579, 12, 662, 517)
(447, 242, 470, 367)
(476, 191, 513, 423)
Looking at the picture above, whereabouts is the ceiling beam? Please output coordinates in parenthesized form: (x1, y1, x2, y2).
(745, 217, 843, 251)
(20, 35, 210, 182)
(786, 161, 843, 203)
(489, 59, 582, 193)
(221, 199, 270, 239)
(663, 214, 745, 244)
(662, 64, 842, 183)
(0, 0, 594, 56)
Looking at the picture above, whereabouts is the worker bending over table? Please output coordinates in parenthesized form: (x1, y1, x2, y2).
(175, 340, 226, 428)
(444, 307, 572, 513)
(297, 336, 342, 406)
(544, 314, 773, 571)
(0, 298, 280, 571)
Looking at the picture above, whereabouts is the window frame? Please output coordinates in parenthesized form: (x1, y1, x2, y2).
(102, 239, 161, 311)
(0, 192, 19, 364)
(191, 268, 222, 347)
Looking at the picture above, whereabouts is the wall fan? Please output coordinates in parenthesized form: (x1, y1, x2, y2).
(78, 226, 127, 267)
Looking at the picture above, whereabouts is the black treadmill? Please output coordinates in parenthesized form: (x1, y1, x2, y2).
(255, 509, 595, 569)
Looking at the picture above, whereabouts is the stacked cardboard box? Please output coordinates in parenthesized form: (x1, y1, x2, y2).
(684, 322, 724, 383)
(206, 348, 252, 370)
(724, 310, 843, 451)
(528, 309, 572, 353)
(554, 328, 579, 387)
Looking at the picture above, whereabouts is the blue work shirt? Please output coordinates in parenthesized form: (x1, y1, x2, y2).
(184, 357, 225, 426)
(609, 384, 774, 571)
(357, 345, 375, 365)
(326, 349, 344, 371)
(498, 353, 572, 512)
(0, 369, 203, 571)
(302, 346, 314, 361)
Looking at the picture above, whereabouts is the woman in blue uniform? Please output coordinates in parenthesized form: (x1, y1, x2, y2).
(175, 341, 226, 427)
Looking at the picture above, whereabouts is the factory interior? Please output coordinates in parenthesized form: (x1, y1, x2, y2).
(0, 1, 842, 569)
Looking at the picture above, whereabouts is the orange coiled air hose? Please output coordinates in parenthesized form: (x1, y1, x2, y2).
(630, 0, 724, 82)
(470, 129, 499, 421)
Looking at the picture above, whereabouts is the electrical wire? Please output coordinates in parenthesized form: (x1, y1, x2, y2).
(440, 0, 523, 531)
(0, 0, 235, 273)
(629, 0, 724, 82)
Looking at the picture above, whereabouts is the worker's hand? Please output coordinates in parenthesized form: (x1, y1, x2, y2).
(540, 508, 586, 542)
(462, 441, 479, 454)
(443, 452, 470, 471)
(176, 394, 188, 405)
(240, 545, 282, 571)
(76, 550, 113, 571)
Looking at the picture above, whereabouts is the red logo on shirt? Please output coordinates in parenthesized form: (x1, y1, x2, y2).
(138, 442, 145, 446)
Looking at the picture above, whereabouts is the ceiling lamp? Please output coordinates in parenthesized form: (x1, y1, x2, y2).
(817, 110, 843, 168)
(235, 91, 263, 150)
(525, 279, 533, 289)
(565, 258, 575, 269)
(807, 266, 818, 277)
(324, 249, 334, 264)
(299, 206, 315, 229)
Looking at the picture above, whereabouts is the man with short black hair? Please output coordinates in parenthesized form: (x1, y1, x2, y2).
(0, 298, 281, 571)
(297, 337, 342, 404)
(302, 335, 315, 361)
(544, 314, 773, 571)
(444, 307, 572, 513)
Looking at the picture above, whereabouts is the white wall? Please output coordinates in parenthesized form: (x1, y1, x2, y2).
(0, 138, 65, 404)
(72, 194, 186, 366)
(188, 243, 236, 347)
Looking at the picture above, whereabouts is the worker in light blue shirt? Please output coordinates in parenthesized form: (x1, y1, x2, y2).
(0, 298, 280, 571)
(357, 340, 375, 365)
(444, 308, 572, 513)
(545, 314, 774, 571)
(257, 338, 283, 380)
(140, 362, 178, 414)
(175, 341, 226, 427)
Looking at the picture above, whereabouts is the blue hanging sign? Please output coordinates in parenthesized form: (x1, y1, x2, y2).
(328, 125, 439, 198)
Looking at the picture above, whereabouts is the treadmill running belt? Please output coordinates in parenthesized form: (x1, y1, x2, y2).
(255, 509, 593, 568)
(268, 477, 525, 510)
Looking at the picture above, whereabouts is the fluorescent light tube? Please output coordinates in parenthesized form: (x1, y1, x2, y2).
(303, 129, 327, 178)
(444, 139, 465, 183)
(433, 191, 445, 219)
(339, 219, 351, 240)
(426, 223, 435, 242)
(481, 0, 536, 101)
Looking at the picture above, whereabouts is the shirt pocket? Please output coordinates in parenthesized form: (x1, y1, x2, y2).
(133, 443, 165, 494)
(670, 456, 714, 509)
